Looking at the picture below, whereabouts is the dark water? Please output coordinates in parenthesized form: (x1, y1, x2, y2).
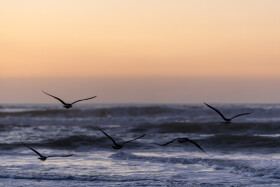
(0, 104, 280, 186)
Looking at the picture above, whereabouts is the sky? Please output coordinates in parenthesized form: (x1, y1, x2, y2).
(1, 0, 280, 104)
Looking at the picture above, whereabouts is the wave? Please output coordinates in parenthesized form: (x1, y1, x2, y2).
(0, 119, 279, 135)
(110, 152, 280, 179)
(43, 135, 127, 148)
(0, 135, 148, 150)
(0, 104, 261, 118)
(130, 122, 280, 135)
(1, 104, 280, 124)
(2, 133, 280, 152)
(200, 134, 280, 150)
(41, 133, 280, 150)
(0, 106, 187, 117)
(0, 172, 146, 182)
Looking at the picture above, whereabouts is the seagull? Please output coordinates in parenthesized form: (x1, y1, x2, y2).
(42, 91, 97, 109)
(204, 103, 251, 124)
(157, 137, 208, 154)
(21, 141, 73, 161)
(97, 126, 145, 150)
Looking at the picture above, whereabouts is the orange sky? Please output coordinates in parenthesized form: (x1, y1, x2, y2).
(1, 0, 280, 78)
(1, 1, 280, 103)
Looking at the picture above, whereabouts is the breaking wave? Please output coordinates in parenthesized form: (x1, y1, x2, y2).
(111, 152, 280, 179)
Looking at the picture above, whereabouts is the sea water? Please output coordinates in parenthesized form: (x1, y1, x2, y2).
(0, 104, 280, 186)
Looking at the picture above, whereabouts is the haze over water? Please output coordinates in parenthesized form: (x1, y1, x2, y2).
(1, 1, 280, 104)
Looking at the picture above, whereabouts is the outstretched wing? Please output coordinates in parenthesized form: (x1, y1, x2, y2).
(230, 113, 251, 120)
(204, 103, 227, 121)
(42, 91, 67, 105)
(71, 96, 97, 105)
(96, 126, 118, 146)
(156, 138, 180, 146)
(121, 134, 146, 145)
(47, 154, 73, 158)
(187, 139, 208, 155)
(21, 141, 44, 157)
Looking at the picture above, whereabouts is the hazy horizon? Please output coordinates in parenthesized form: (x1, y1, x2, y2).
(1, 1, 280, 104)
(1, 76, 280, 104)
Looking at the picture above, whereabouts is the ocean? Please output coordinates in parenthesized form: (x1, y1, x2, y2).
(0, 103, 280, 186)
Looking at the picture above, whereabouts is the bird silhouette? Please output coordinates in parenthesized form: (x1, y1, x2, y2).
(157, 137, 208, 154)
(204, 102, 251, 124)
(21, 141, 73, 161)
(97, 126, 145, 150)
(42, 91, 97, 109)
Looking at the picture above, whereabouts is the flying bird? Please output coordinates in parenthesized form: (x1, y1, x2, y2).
(97, 126, 145, 150)
(157, 137, 208, 154)
(21, 141, 73, 161)
(204, 103, 251, 124)
(42, 91, 97, 109)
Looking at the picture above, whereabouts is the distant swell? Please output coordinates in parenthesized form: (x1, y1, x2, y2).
(0, 106, 186, 118)
(1, 104, 280, 124)
(134, 122, 280, 135)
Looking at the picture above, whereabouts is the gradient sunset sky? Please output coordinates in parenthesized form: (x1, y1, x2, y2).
(1, 0, 280, 104)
